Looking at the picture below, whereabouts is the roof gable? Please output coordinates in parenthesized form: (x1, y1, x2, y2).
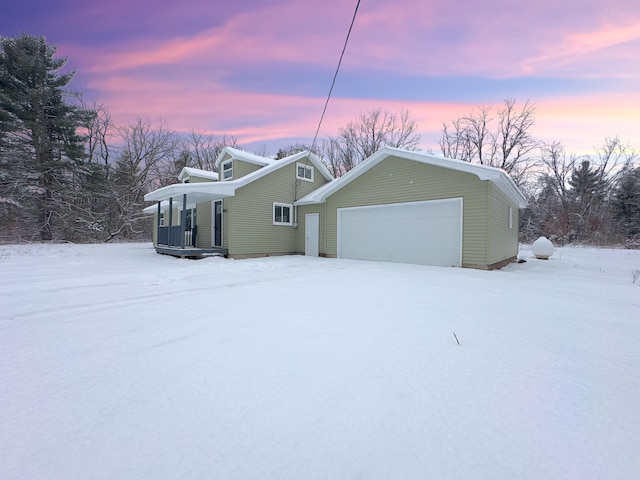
(214, 147, 276, 169)
(144, 150, 333, 207)
(177, 167, 218, 182)
(226, 150, 334, 188)
(296, 147, 527, 208)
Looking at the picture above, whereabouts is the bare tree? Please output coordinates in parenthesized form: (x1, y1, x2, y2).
(81, 100, 112, 168)
(439, 99, 540, 186)
(184, 129, 238, 171)
(105, 118, 179, 241)
(320, 137, 344, 178)
(592, 136, 638, 188)
(527, 136, 639, 244)
(540, 141, 574, 210)
(439, 118, 476, 162)
(275, 142, 321, 160)
(325, 107, 420, 177)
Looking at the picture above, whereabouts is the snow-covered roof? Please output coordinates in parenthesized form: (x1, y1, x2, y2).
(143, 181, 237, 212)
(214, 147, 276, 169)
(144, 150, 333, 212)
(208, 149, 332, 193)
(296, 147, 528, 209)
(177, 167, 218, 182)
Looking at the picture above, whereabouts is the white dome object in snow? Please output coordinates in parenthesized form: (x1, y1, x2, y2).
(532, 236, 554, 259)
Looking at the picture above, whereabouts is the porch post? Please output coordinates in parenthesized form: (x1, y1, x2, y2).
(180, 194, 187, 249)
(156, 202, 161, 244)
(168, 197, 173, 226)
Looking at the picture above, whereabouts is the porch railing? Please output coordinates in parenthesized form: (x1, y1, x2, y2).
(158, 225, 183, 247)
(158, 225, 197, 248)
(184, 225, 197, 247)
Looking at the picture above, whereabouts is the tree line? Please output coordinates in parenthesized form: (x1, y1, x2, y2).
(438, 99, 639, 245)
(1, 34, 638, 246)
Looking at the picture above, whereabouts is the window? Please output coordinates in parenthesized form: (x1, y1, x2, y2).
(273, 202, 292, 225)
(508, 207, 513, 229)
(185, 208, 196, 230)
(222, 160, 233, 180)
(296, 162, 314, 182)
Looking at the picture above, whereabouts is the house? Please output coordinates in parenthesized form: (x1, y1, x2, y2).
(144, 146, 527, 269)
(143, 147, 334, 258)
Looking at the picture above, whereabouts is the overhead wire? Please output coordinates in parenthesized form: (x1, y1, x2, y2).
(297, 0, 361, 204)
(310, 0, 361, 153)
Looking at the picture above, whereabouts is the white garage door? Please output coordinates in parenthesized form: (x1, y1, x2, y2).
(337, 198, 463, 267)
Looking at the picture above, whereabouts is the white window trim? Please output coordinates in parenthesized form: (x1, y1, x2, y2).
(222, 160, 233, 181)
(273, 202, 293, 226)
(296, 162, 314, 182)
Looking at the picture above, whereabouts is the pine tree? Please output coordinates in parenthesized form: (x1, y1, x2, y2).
(567, 160, 609, 241)
(612, 168, 640, 240)
(0, 34, 88, 241)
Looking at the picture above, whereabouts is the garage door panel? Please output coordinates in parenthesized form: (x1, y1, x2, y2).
(338, 199, 462, 267)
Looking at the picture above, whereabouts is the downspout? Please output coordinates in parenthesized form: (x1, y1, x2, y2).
(293, 179, 300, 228)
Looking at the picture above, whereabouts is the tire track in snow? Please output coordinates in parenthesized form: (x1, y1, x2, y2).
(5, 265, 348, 322)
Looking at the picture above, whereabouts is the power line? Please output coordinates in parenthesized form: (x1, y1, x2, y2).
(310, 0, 361, 152)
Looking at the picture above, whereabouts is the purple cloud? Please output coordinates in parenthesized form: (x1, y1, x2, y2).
(1, 0, 638, 155)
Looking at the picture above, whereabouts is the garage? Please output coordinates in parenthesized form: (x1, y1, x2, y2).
(337, 198, 463, 266)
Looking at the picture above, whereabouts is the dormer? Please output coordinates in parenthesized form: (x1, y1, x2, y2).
(178, 167, 218, 184)
(215, 147, 276, 181)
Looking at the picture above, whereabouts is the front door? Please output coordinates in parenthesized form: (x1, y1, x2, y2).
(213, 200, 222, 247)
(305, 213, 319, 256)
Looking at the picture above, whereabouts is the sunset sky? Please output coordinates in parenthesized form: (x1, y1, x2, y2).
(1, 0, 639, 155)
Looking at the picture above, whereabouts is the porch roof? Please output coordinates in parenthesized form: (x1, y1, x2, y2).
(143, 182, 237, 213)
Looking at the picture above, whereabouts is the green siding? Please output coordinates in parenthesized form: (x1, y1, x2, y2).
(320, 155, 490, 266)
(167, 207, 180, 226)
(229, 159, 262, 180)
(222, 198, 229, 248)
(487, 183, 519, 265)
(226, 158, 329, 256)
(152, 211, 158, 246)
(189, 176, 214, 183)
(195, 201, 212, 248)
(296, 204, 326, 254)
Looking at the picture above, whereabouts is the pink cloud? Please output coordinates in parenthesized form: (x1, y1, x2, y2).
(63, 1, 356, 75)
(58, 0, 640, 84)
(521, 21, 640, 76)
(533, 93, 640, 153)
(85, 64, 639, 157)
(52, 0, 639, 159)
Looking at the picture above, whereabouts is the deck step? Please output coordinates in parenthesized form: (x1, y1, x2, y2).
(155, 246, 228, 258)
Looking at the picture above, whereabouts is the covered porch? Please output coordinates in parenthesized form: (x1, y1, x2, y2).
(143, 182, 236, 257)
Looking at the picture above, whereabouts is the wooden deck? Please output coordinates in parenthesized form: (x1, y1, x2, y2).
(155, 246, 228, 259)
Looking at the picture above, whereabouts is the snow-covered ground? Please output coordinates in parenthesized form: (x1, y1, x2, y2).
(1, 243, 639, 480)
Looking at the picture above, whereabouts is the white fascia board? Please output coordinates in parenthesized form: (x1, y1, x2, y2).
(144, 181, 237, 202)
